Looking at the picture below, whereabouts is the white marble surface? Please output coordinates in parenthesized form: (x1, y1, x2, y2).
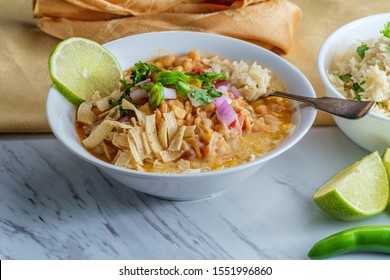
(1, 127, 389, 260)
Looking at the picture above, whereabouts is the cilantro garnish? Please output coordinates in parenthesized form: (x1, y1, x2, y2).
(130, 62, 160, 86)
(380, 22, 390, 38)
(189, 89, 214, 106)
(352, 80, 365, 101)
(337, 73, 352, 82)
(357, 43, 369, 59)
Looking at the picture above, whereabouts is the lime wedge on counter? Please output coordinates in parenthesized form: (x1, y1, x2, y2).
(313, 151, 389, 221)
(49, 37, 123, 106)
(382, 148, 390, 206)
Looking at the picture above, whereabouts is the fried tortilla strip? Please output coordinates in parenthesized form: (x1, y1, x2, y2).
(128, 126, 146, 160)
(145, 115, 163, 158)
(184, 125, 196, 137)
(99, 106, 120, 120)
(158, 119, 168, 150)
(82, 120, 113, 149)
(159, 149, 185, 163)
(113, 150, 131, 168)
(110, 121, 133, 130)
(102, 141, 116, 160)
(127, 133, 143, 165)
(112, 132, 129, 148)
(95, 96, 111, 112)
(177, 159, 190, 171)
(141, 131, 152, 156)
(163, 111, 178, 143)
(122, 99, 145, 125)
(168, 125, 186, 152)
(77, 101, 96, 124)
(110, 89, 122, 101)
(92, 91, 102, 103)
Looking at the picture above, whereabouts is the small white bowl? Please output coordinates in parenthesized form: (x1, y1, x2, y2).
(318, 13, 390, 153)
(47, 31, 316, 200)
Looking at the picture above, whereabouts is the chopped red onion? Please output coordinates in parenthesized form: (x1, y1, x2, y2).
(163, 87, 177, 99)
(214, 80, 231, 90)
(214, 95, 232, 107)
(118, 115, 130, 122)
(216, 100, 237, 126)
(130, 88, 148, 102)
(229, 86, 242, 99)
(216, 85, 229, 93)
(134, 78, 151, 86)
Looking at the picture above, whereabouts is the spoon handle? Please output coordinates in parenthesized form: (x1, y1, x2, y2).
(268, 91, 375, 119)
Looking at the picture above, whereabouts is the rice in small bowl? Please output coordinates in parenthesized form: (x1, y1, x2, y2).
(318, 13, 390, 153)
(47, 31, 316, 200)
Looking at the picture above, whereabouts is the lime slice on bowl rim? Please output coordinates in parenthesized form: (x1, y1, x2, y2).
(48, 37, 123, 106)
(313, 151, 389, 221)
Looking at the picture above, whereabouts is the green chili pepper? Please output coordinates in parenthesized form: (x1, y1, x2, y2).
(155, 71, 178, 85)
(308, 225, 390, 260)
(148, 82, 164, 108)
(175, 81, 193, 95)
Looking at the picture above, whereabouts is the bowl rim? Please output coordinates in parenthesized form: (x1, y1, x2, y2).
(47, 31, 316, 178)
(317, 13, 390, 123)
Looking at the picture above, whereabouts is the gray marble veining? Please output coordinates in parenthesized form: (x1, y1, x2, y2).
(1, 128, 389, 260)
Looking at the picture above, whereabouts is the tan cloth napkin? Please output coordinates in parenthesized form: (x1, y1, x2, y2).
(1, 0, 389, 132)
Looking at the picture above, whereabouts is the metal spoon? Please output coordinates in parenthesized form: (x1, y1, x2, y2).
(268, 91, 375, 119)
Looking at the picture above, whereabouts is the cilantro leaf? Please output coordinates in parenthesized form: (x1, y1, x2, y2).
(337, 73, 352, 82)
(357, 43, 369, 59)
(380, 22, 390, 38)
(130, 62, 160, 86)
(189, 89, 214, 106)
(352, 80, 365, 101)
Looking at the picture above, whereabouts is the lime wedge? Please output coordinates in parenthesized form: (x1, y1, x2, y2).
(382, 148, 390, 206)
(313, 151, 389, 221)
(49, 37, 123, 106)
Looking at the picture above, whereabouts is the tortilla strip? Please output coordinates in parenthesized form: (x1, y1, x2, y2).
(92, 91, 102, 103)
(110, 89, 122, 101)
(98, 106, 120, 120)
(184, 125, 196, 137)
(127, 133, 143, 165)
(145, 115, 163, 158)
(36, 0, 301, 54)
(65, 0, 214, 16)
(122, 99, 146, 125)
(163, 111, 177, 143)
(128, 126, 146, 160)
(168, 125, 186, 152)
(95, 96, 111, 112)
(185, 136, 202, 159)
(77, 101, 96, 124)
(112, 132, 129, 148)
(159, 149, 185, 163)
(102, 141, 116, 160)
(113, 150, 131, 167)
(82, 120, 113, 149)
(141, 132, 152, 156)
(157, 119, 168, 150)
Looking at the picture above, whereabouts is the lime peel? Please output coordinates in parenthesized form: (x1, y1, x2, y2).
(381, 148, 390, 206)
(313, 151, 389, 221)
(48, 37, 123, 106)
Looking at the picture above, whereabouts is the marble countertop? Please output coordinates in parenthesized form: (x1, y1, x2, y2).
(1, 127, 389, 260)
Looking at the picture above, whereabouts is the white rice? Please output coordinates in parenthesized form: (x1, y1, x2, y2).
(202, 56, 273, 101)
(327, 36, 390, 116)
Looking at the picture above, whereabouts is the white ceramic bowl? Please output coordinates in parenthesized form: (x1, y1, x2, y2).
(47, 31, 316, 200)
(318, 13, 390, 153)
